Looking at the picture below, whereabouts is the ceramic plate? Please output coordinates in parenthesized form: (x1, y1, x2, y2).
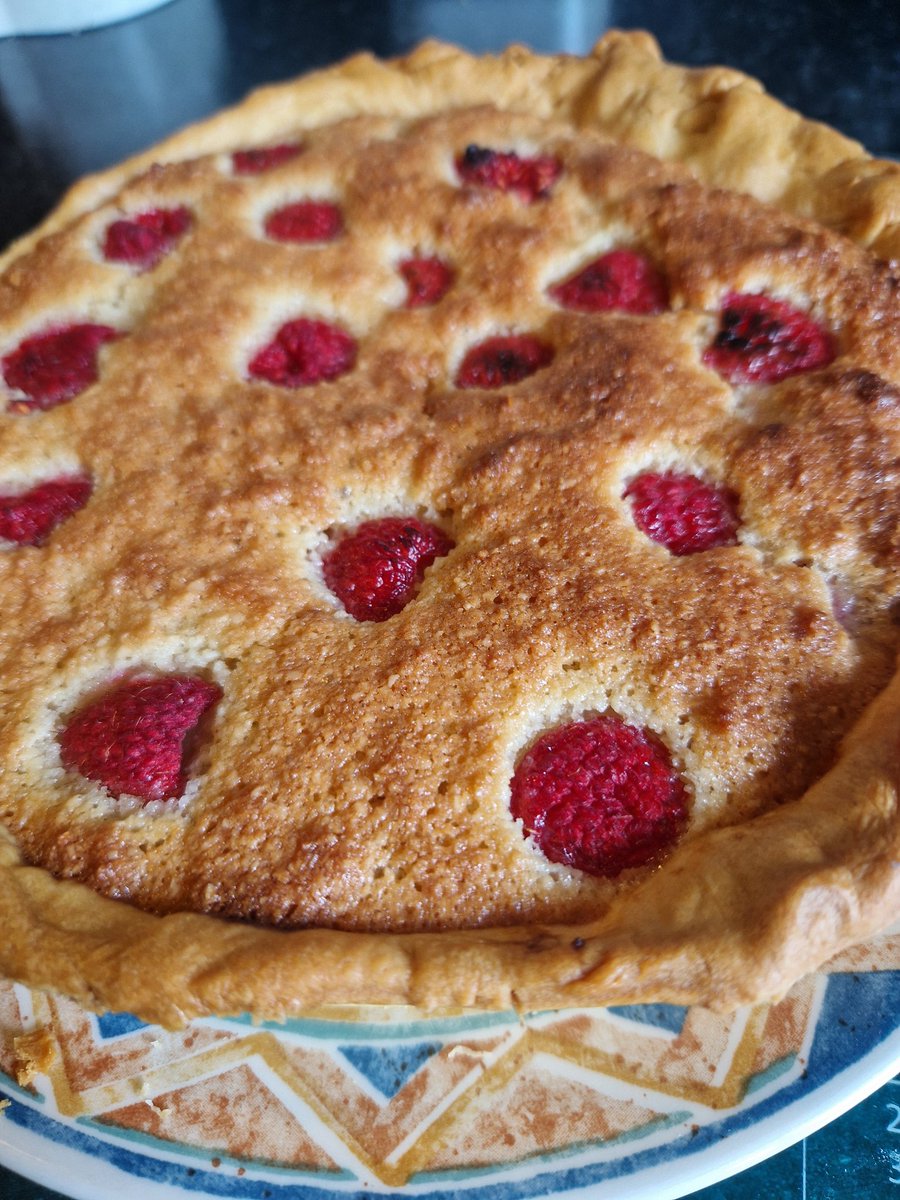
(2, 929, 900, 1200)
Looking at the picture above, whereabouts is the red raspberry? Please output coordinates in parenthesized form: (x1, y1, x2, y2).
(456, 145, 562, 202)
(59, 675, 221, 803)
(102, 206, 191, 269)
(2, 324, 119, 412)
(323, 517, 454, 622)
(263, 200, 343, 243)
(248, 318, 356, 387)
(231, 142, 302, 174)
(0, 475, 92, 546)
(511, 717, 688, 877)
(399, 257, 453, 307)
(455, 334, 553, 389)
(624, 471, 740, 556)
(703, 292, 834, 384)
(548, 249, 668, 314)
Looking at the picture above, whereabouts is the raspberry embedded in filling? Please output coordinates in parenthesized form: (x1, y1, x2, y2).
(248, 318, 357, 387)
(59, 674, 222, 803)
(263, 200, 343, 243)
(703, 292, 835, 384)
(102, 206, 192, 269)
(455, 334, 553, 389)
(455, 144, 562, 202)
(511, 716, 688, 877)
(624, 470, 740, 556)
(399, 256, 454, 307)
(2, 324, 119, 412)
(323, 516, 454, 622)
(231, 142, 303, 174)
(828, 578, 858, 633)
(548, 249, 669, 314)
(0, 475, 92, 546)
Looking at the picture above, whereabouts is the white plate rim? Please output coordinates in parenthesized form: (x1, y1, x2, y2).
(2, 971, 899, 1200)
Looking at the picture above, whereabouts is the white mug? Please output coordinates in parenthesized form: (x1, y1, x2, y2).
(0, 0, 173, 36)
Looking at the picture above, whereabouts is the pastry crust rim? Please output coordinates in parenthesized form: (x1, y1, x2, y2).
(0, 31, 898, 1029)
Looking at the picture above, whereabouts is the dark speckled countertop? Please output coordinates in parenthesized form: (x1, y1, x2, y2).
(1, 0, 898, 250)
(0, 2, 899, 1197)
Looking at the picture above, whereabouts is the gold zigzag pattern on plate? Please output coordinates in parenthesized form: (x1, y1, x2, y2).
(2, 929, 899, 1187)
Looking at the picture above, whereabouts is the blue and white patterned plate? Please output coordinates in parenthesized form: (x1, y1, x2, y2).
(2, 930, 900, 1200)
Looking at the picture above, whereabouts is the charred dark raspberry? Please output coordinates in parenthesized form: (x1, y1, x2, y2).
(511, 716, 688, 877)
(59, 675, 222, 802)
(548, 249, 668, 314)
(400, 257, 454, 307)
(232, 142, 303, 174)
(264, 200, 343, 243)
(102, 206, 192, 269)
(704, 292, 834, 384)
(624, 470, 741, 556)
(456, 334, 553, 389)
(2, 324, 119, 412)
(248, 318, 356, 387)
(456, 144, 562, 202)
(0, 475, 92, 546)
(323, 517, 454, 622)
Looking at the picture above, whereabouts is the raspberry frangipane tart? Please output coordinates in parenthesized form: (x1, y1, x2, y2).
(0, 33, 898, 1029)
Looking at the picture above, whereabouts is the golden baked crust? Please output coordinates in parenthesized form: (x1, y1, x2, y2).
(0, 32, 898, 1028)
